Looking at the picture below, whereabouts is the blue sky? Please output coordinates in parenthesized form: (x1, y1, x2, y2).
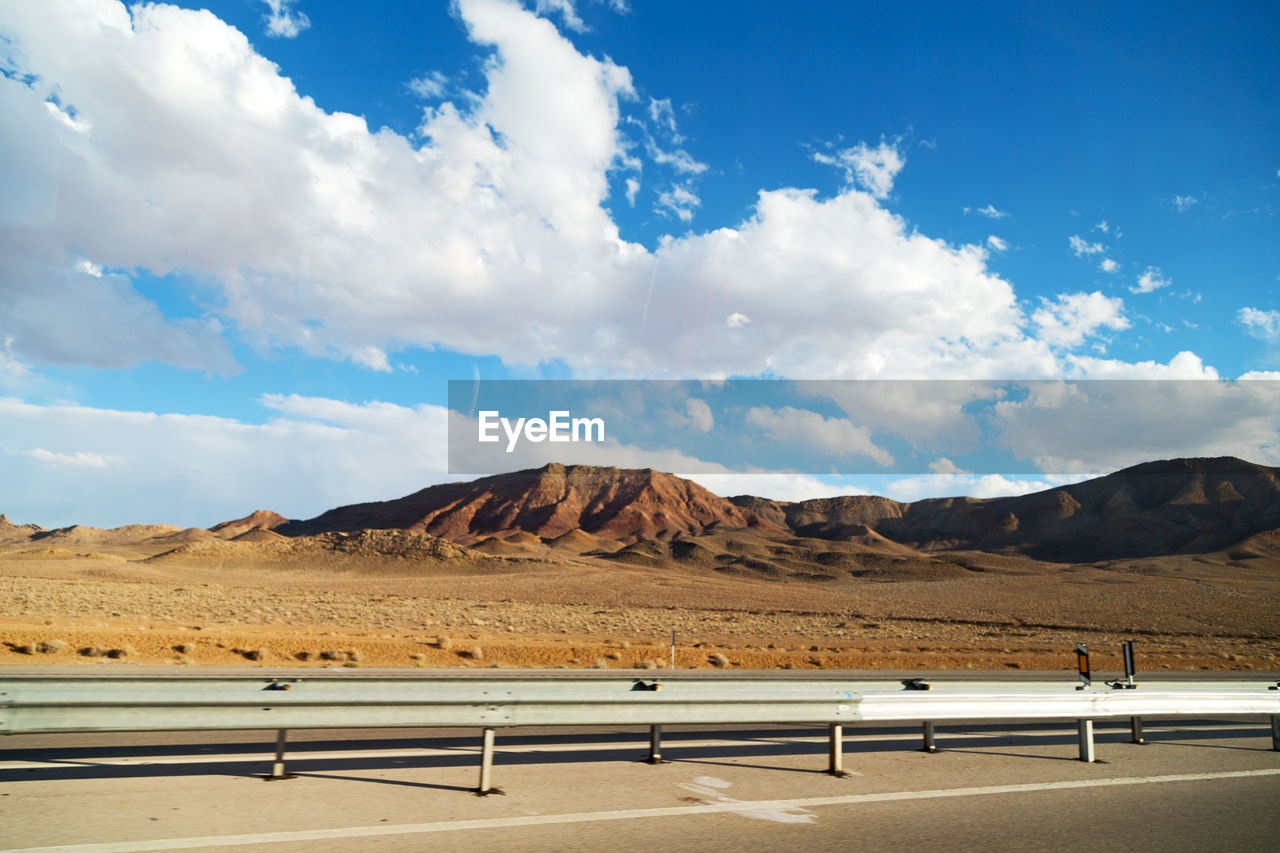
(1, 0, 1277, 527)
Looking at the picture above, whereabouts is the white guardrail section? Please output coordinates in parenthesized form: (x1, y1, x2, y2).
(2, 674, 1278, 793)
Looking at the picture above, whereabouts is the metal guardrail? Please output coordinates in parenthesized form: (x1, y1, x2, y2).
(3, 673, 1278, 793)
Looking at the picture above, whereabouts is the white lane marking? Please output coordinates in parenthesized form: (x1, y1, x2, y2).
(3, 768, 1278, 852)
(679, 775, 816, 823)
(3, 724, 1254, 769)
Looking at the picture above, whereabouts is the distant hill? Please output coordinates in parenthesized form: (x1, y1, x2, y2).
(268, 456, 1280, 562)
(278, 462, 780, 545)
(731, 456, 1280, 561)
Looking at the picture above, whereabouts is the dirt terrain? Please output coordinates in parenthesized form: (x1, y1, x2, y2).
(2, 458, 1278, 673)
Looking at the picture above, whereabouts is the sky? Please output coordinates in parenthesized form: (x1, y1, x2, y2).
(1, 0, 1278, 528)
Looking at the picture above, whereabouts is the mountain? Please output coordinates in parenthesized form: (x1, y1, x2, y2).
(255, 456, 1280, 563)
(279, 462, 780, 544)
(209, 510, 291, 539)
(730, 456, 1280, 561)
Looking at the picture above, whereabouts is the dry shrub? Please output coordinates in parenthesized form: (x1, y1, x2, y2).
(320, 649, 347, 662)
(37, 640, 67, 654)
(175, 643, 196, 655)
(106, 645, 135, 659)
(605, 651, 622, 661)
(244, 648, 268, 661)
(296, 650, 315, 661)
(592, 657, 609, 669)
(436, 636, 453, 650)
(80, 645, 106, 657)
(708, 653, 729, 668)
(465, 646, 484, 660)
(345, 649, 363, 663)
(639, 660, 659, 669)
(409, 653, 426, 662)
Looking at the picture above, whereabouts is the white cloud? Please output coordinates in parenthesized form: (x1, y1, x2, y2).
(19, 448, 115, 468)
(965, 204, 1009, 219)
(685, 397, 713, 432)
(655, 184, 700, 222)
(1099, 258, 1118, 273)
(927, 457, 967, 475)
(0, 0, 1210, 383)
(986, 235, 1007, 252)
(813, 140, 905, 199)
(534, 0, 586, 32)
(647, 97, 679, 137)
(1094, 220, 1109, 232)
(0, 395, 455, 527)
(1062, 350, 1219, 379)
(1239, 307, 1280, 340)
(407, 71, 449, 99)
(878, 472, 1082, 502)
(745, 406, 893, 467)
(991, 377, 1280, 473)
(726, 312, 750, 328)
(1131, 266, 1171, 294)
(624, 177, 640, 205)
(1172, 195, 1198, 212)
(1031, 292, 1129, 348)
(1068, 235, 1104, 256)
(646, 141, 708, 174)
(262, 0, 309, 38)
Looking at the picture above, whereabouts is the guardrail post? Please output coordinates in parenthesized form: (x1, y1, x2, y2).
(1130, 716, 1145, 745)
(1077, 719, 1095, 762)
(478, 727, 498, 795)
(648, 725, 666, 764)
(1271, 716, 1279, 752)
(921, 721, 937, 753)
(827, 723, 848, 777)
(268, 729, 292, 780)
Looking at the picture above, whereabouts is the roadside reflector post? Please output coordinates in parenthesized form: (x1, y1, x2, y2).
(921, 721, 937, 753)
(648, 724, 666, 764)
(1122, 640, 1137, 688)
(1075, 643, 1091, 690)
(827, 723, 848, 777)
(268, 728, 292, 780)
(1271, 716, 1279, 752)
(478, 727, 498, 795)
(1077, 719, 1096, 762)
(671, 629, 676, 670)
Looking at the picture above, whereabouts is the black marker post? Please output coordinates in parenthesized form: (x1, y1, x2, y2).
(1123, 640, 1145, 744)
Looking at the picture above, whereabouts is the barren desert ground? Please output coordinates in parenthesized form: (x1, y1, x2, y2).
(2, 538, 1277, 673)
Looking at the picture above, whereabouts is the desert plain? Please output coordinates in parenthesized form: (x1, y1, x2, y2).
(2, 458, 1278, 674)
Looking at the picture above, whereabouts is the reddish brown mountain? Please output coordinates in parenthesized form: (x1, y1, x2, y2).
(273, 456, 1280, 562)
(209, 510, 290, 539)
(280, 463, 780, 544)
(730, 456, 1280, 561)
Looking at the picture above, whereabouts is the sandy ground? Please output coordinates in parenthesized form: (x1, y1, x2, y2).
(2, 546, 1277, 672)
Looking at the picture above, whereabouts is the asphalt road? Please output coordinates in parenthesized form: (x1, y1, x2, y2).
(3, 717, 1278, 852)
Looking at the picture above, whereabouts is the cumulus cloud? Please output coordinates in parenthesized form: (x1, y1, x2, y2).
(1239, 307, 1280, 340)
(1031, 292, 1129, 348)
(534, 0, 586, 32)
(262, 0, 309, 38)
(0, 0, 1204, 382)
(1099, 258, 1118, 273)
(0, 395, 454, 528)
(655, 184, 700, 222)
(1131, 266, 1171, 294)
(1068, 235, 1105, 257)
(726, 312, 750, 328)
(745, 405, 893, 467)
(813, 140, 905, 199)
(407, 71, 449, 99)
(991, 378, 1280, 473)
(685, 397, 714, 432)
(986, 235, 1007, 252)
